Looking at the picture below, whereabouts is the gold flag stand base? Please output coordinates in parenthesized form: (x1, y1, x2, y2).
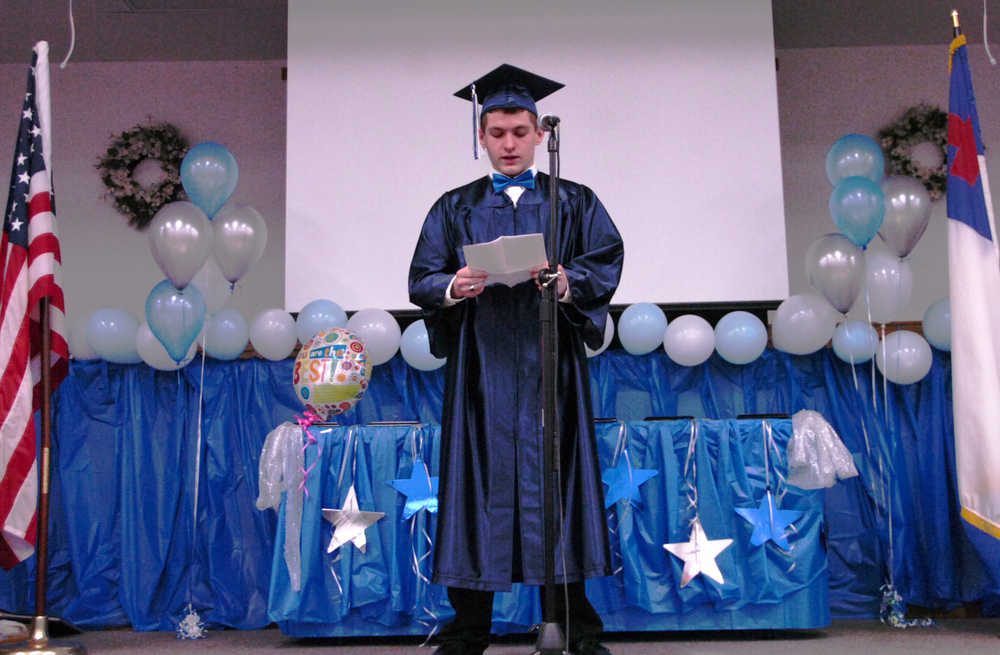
(0, 617, 86, 655)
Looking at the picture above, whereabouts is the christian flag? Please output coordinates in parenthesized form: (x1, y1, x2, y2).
(947, 34, 1000, 558)
(0, 42, 68, 569)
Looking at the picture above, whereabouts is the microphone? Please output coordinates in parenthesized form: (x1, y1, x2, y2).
(538, 113, 560, 131)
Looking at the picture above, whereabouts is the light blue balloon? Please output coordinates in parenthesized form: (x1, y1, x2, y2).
(204, 308, 249, 360)
(825, 133, 885, 185)
(86, 308, 142, 364)
(181, 142, 239, 219)
(832, 319, 878, 364)
(296, 299, 348, 346)
(145, 280, 207, 363)
(400, 319, 446, 371)
(618, 302, 667, 355)
(829, 176, 885, 248)
(922, 298, 951, 351)
(714, 311, 767, 365)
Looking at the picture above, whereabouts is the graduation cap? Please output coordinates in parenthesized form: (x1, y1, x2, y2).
(454, 63, 563, 159)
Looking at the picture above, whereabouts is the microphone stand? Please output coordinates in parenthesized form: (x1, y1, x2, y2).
(534, 122, 568, 655)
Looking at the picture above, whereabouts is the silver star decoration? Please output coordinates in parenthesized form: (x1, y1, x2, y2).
(322, 485, 384, 554)
(663, 516, 733, 587)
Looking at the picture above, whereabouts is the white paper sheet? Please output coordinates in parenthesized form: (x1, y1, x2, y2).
(462, 233, 548, 287)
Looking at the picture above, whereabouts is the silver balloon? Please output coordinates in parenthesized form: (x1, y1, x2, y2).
(805, 233, 864, 313)
(148, 201, 212, 290)
(213, 205, 268, 284)
(878, 175, 932, 258)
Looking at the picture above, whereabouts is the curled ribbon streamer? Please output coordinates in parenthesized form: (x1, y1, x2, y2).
(326, 426, 359, 601)
(296, 410, 323, 498)
(682, 420, 699, 512)
(607, 421, 629, 576)
(612, 421, 628, 462)
(328, 549, 344, 598)
(406, 426, 440, 643)
(410, 503, 439, 645)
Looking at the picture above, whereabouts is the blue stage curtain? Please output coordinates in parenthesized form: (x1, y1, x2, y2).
(0, 348, 995, 629)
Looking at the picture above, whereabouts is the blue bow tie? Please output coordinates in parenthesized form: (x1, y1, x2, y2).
(492, 170, 535, 193)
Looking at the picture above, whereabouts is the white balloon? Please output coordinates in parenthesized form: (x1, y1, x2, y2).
(618, 302, 667, 355)
(714, 311, 767, 365)
(148, 201, 212, 290)
(137, 321, 197, 371)
(250, 309, 297, 361)
(204, 308, 250, 361)
(346, 308, 401, 366)
(663, 314, 715, 366)
(771, 294, 838, 355)
(832, 319, 878, 364)
(400, 320, 446, 371)
(190, 257, 233, 314)
(87, 308, 142, 364)
(213, 205, 268, 284)
(876, 330, 932, 384)
(69, 315, 98, 360)
(863, 249, 913, 324)
(585, 316, 615, 358)
(922, 298, 951, 351)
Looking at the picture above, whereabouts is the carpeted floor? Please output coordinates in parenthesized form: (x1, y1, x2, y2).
(9, 619, 998, 655)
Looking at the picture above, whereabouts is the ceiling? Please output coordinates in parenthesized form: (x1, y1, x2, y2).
(0, 1, 997, 64)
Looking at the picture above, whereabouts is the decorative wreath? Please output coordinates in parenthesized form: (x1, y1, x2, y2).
(96, 122, 188, 229)
(877, 104, 948, 200)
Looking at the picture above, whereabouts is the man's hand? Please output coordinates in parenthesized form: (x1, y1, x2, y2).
(451, 266, 489, 299)
(532, 264, 568, 297)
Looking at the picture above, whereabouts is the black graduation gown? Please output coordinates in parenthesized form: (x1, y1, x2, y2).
(408, 173, 624, 591)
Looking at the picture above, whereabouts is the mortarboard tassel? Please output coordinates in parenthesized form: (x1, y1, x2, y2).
(471, 83, 479, 160)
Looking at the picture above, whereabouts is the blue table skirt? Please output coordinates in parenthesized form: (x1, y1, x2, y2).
(269, 420, 828, 636)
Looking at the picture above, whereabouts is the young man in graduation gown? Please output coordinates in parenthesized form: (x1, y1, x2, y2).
(408, 64, 624, 655)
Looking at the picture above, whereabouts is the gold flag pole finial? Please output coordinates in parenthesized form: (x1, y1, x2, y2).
(952, 9, 960, 28)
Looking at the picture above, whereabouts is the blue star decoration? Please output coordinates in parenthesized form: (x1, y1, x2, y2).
(387, 458, 439, 519)
(734, 490, 803, 550)
(601, 451, 658, 509)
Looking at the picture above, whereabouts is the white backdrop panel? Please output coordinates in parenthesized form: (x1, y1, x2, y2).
(287, 0, 788, 311)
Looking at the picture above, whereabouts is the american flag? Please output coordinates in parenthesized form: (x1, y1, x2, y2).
(0, 43, 68, 570)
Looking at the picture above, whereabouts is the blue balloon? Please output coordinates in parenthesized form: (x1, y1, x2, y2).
(296, 299, 348, 346)
(832, 319, 878, 364)
(145, 280, 207, 363)
(86, 308, 142, 364)
(922, 298, 951, 351)
(204, 308, 249, 360)
(825, 133, 885, 185)
(714, 311, 767, 365)
(181, 142, 239, 219)
(829, 176, 885, 247)
(400, 319, 447, 371)
(618, 302, 667, 355)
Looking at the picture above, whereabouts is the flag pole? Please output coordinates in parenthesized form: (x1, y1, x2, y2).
(2, 303, 84, 655)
